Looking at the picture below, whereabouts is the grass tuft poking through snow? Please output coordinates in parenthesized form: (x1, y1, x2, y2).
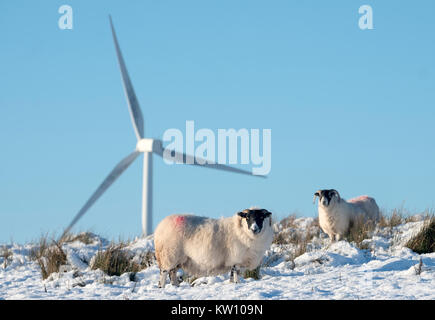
(1, 246, 13, 269)
(91, 242, 155, 281)
(91, 243, 140, 278)
(345, 216, 377, 249)
(244, 266, 261, 280)
(273, 215, 322, 262)
(29, 235, 67, 280)
(406, 215, 434, 254)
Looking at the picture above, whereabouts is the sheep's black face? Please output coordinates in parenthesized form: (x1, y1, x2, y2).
(238, 209, 272, 234)
(314, 189, 339, 207)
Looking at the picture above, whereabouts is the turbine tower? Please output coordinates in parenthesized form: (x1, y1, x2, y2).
(61, 16, 264, 240)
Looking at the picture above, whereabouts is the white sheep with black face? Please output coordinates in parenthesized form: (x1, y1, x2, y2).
(313, 189, 380, 241)
(154, 208, 273, 288)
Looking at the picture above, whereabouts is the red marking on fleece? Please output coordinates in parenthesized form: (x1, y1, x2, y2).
(348, 195, 370, 203)
(173, 215, 186, 227)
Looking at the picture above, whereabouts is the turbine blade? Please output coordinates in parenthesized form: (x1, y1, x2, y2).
(109, 15, 145, 140)
(154, 144, 265, 178)
(61, 150, 141, 240)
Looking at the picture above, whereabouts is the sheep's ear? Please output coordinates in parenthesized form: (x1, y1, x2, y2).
(237, 211, 248, 218)
(313, 191, 320, 204)
(262, 209, 272, 217)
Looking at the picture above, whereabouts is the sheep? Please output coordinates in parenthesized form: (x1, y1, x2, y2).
(313, 189, 380, 241)
(154, 208, 273, 288)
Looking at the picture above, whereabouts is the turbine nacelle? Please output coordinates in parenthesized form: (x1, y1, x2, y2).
(136, 138, 162, 153)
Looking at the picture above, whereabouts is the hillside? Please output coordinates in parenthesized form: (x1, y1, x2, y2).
(0, 214, 433, 300)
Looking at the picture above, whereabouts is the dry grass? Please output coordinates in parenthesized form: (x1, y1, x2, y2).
(274, 216, 319, 244)
(30, 233, 155, 282)
(244, 266, 261, 280)
(343, 208, 427, 248)
(378, 208, 406, 229)
(340, 207, 413, 248)
(277, 214, 298, 231)
(29, 235, 68, 280)
(1, 246, 13, 269)
(345, 215, 377, 249)
(273, 215, 321, 260)
(274, 209, 433, 253)
(405, 215, 435, 254)
(91, 244, 139, 278)
(91, 243, 155, 280)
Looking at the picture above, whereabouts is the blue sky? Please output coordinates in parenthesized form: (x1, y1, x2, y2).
(1, 1, 434, 243)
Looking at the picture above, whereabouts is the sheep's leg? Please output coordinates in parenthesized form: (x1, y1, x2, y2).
(169, 268, 180, 287)
(230, 266, 241, 283)
(230, 266, 235, 282)
(158, 270, 168, 288)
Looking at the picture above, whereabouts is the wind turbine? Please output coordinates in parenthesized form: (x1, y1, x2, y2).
(61, 16, 264, 240)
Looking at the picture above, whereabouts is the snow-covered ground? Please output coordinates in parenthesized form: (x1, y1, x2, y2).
(0, 216, 433, 300)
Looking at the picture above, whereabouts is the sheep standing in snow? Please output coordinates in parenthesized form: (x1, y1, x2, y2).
(313, 189, 380, 241)
(154, 208, 273, 288)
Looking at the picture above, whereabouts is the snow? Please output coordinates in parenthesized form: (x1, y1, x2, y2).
(0, 217, 433, 300)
